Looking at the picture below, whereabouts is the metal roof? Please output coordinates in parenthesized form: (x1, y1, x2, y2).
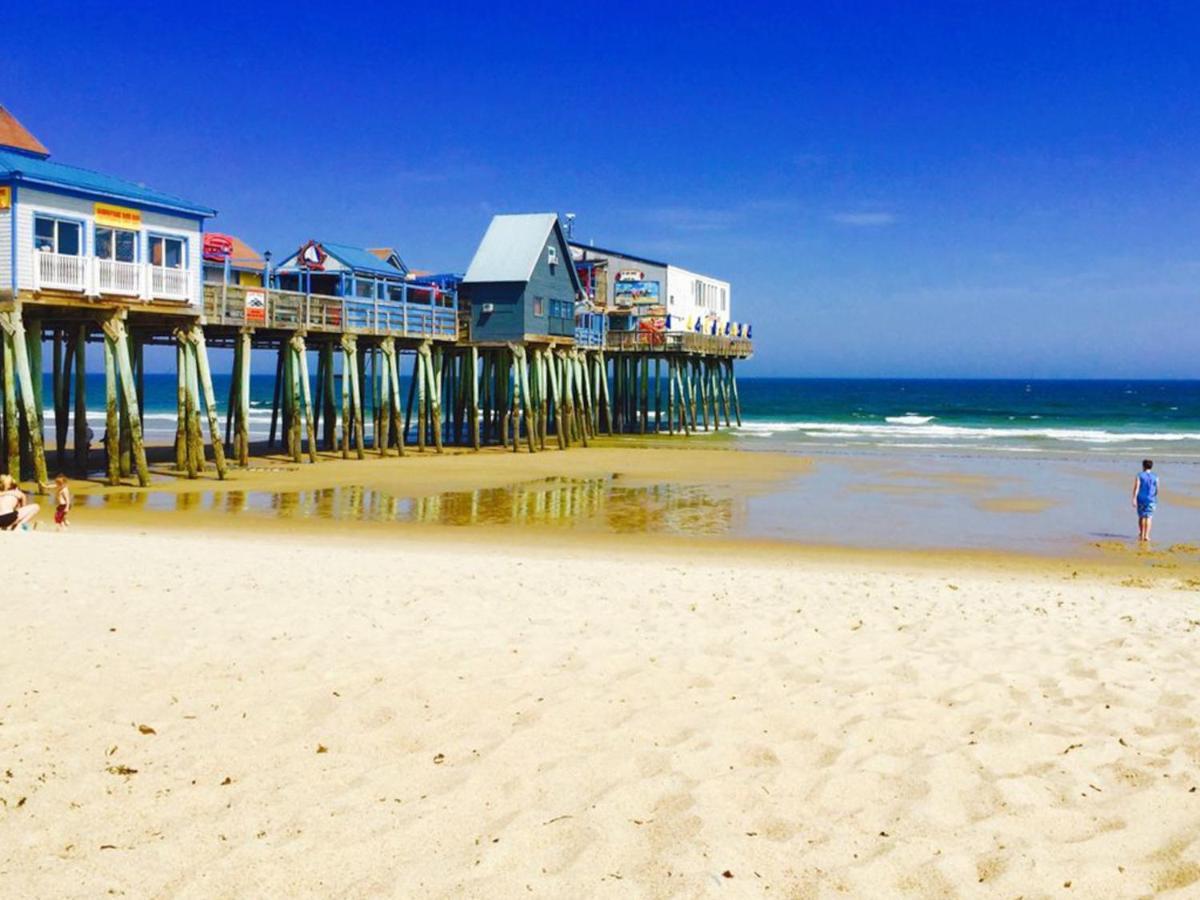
(276, 240, 407, 278)
(568, 241, 668, 269)
(463, 213, 582, 294)
(0, 148, 215, 217)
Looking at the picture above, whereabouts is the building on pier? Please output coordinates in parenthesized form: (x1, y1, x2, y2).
(0, 106, 214, 308)
(461, 213, 583, 344)
(274, 239, 409, 299)
(569, 241, 738, 337)
(202, 233, 266, 287)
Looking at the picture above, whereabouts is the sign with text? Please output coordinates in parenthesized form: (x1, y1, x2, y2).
(244, 288, 267, 324)
(94, 202, 141, 229)
(0, 186, 9, 211)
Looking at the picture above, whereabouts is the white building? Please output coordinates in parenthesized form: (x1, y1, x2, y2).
(0, 106, 214, 308)
(570, 241, 732, 331)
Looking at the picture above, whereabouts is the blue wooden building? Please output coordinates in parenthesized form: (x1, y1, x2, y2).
(460, 213, 583, 344)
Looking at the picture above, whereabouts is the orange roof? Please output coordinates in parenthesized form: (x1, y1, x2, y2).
(205, 232, 265, 269)
(0, 106, 49, 157)
(367, 247, 395, 261)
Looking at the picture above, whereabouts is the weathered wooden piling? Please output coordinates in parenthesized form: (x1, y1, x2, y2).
(2, 319, 19, 478)
(104, 317, 150, 486)
(292, 333, 318, 464)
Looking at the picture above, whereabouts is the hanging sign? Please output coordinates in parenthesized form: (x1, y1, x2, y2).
(0, 187, 9, 210)
(244, 288, 267, 324)
(297, 240, 326, 270)
(202, 233, 234, 261)
(616, 269, 644, 281)
(94, 202, 141, 229)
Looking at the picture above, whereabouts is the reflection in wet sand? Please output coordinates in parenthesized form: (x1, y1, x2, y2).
(80, 477, 741, 537)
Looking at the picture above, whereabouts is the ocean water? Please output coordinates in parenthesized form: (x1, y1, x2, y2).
(38, 374, 1200, 459)
(730, 378, 1200, 459)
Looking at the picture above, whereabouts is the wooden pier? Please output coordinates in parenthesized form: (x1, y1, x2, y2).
(0, 280, 752, 492)
(0, 123, 751, 494)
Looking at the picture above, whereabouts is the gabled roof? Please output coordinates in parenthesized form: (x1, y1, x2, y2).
(0, 107, 48, 157)
(0, 148, 215, 217)
(463, 213, 583, 294)
(204, 232, 265, 270)
(276, 240, 407, 278)
(368, 247, 408, 273)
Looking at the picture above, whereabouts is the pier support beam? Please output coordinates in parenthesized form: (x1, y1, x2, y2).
(233, 330, 252, 465)
(292, 333, 318, 463)
(103, 316, 150, 486)
(190, 326, 228, 480)
(340, 334, 364, 459)
(377, 338, 393, 457)
(468, 346, 480, 451)
(2, 319, 19, 479)
(0, 308, 48, 490)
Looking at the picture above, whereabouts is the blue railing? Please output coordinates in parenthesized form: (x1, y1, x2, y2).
(203, 282, 458, 338)
(574, 311, 606, 348)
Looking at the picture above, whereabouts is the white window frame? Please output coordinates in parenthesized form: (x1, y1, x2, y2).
(34, 215, 83, 256)
(95, 225, 139, 263)
(148, 233, 186, 270)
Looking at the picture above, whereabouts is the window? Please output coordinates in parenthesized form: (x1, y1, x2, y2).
(95, 227, 137, 263)
(533, 297, 545, 317)
(355, 279, 375, 299)
(34, 216, 81, 255)
(547, 246, 558, 267)
(720, 288, 726, 312)
(149, 235, 184, 268)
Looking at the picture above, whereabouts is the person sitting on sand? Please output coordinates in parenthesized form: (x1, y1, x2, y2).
(1133, 459, 1159, 542)
(53, 474, 71, 530)
(0, 475, 40, 532)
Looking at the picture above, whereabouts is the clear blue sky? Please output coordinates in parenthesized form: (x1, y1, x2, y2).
(4, 2, 1198, 377)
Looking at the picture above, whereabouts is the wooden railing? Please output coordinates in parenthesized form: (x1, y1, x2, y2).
(604, 330, 753, 357)
(203, 283, 458, 339)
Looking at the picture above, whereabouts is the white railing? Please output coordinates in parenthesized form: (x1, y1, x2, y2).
(33, 253, 193, 303)
(150, 266, 189, 301)
(35, 251, 88, 292)
(96, 259, 141, 296)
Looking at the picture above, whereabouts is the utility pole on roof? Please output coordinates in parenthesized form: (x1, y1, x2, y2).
(564, 212, 576, 240)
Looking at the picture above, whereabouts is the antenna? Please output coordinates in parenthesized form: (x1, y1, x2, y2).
(565, 212, 576, 240)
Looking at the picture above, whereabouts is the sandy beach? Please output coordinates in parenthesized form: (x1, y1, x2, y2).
(2, 475, 1200, 898)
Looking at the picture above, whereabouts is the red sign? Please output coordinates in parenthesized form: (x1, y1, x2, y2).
(203, 233, 234, 262)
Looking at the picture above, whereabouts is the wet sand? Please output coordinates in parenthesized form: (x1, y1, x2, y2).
(58, 441, 1200, 557)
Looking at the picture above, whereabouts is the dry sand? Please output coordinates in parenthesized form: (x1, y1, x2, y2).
(3, 523, 1200, 898)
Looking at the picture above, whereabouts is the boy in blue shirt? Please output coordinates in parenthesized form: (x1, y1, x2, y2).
(1132, 459, 1159, 542)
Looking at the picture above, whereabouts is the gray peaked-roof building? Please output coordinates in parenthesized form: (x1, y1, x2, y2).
(461, 213, 583, 343)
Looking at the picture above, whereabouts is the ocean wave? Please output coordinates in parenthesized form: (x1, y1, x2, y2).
(885, 414, 935, 425)
(734, 420, 1200, 444)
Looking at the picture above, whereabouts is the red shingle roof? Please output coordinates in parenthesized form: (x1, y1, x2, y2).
(0, 106, 49, 157)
